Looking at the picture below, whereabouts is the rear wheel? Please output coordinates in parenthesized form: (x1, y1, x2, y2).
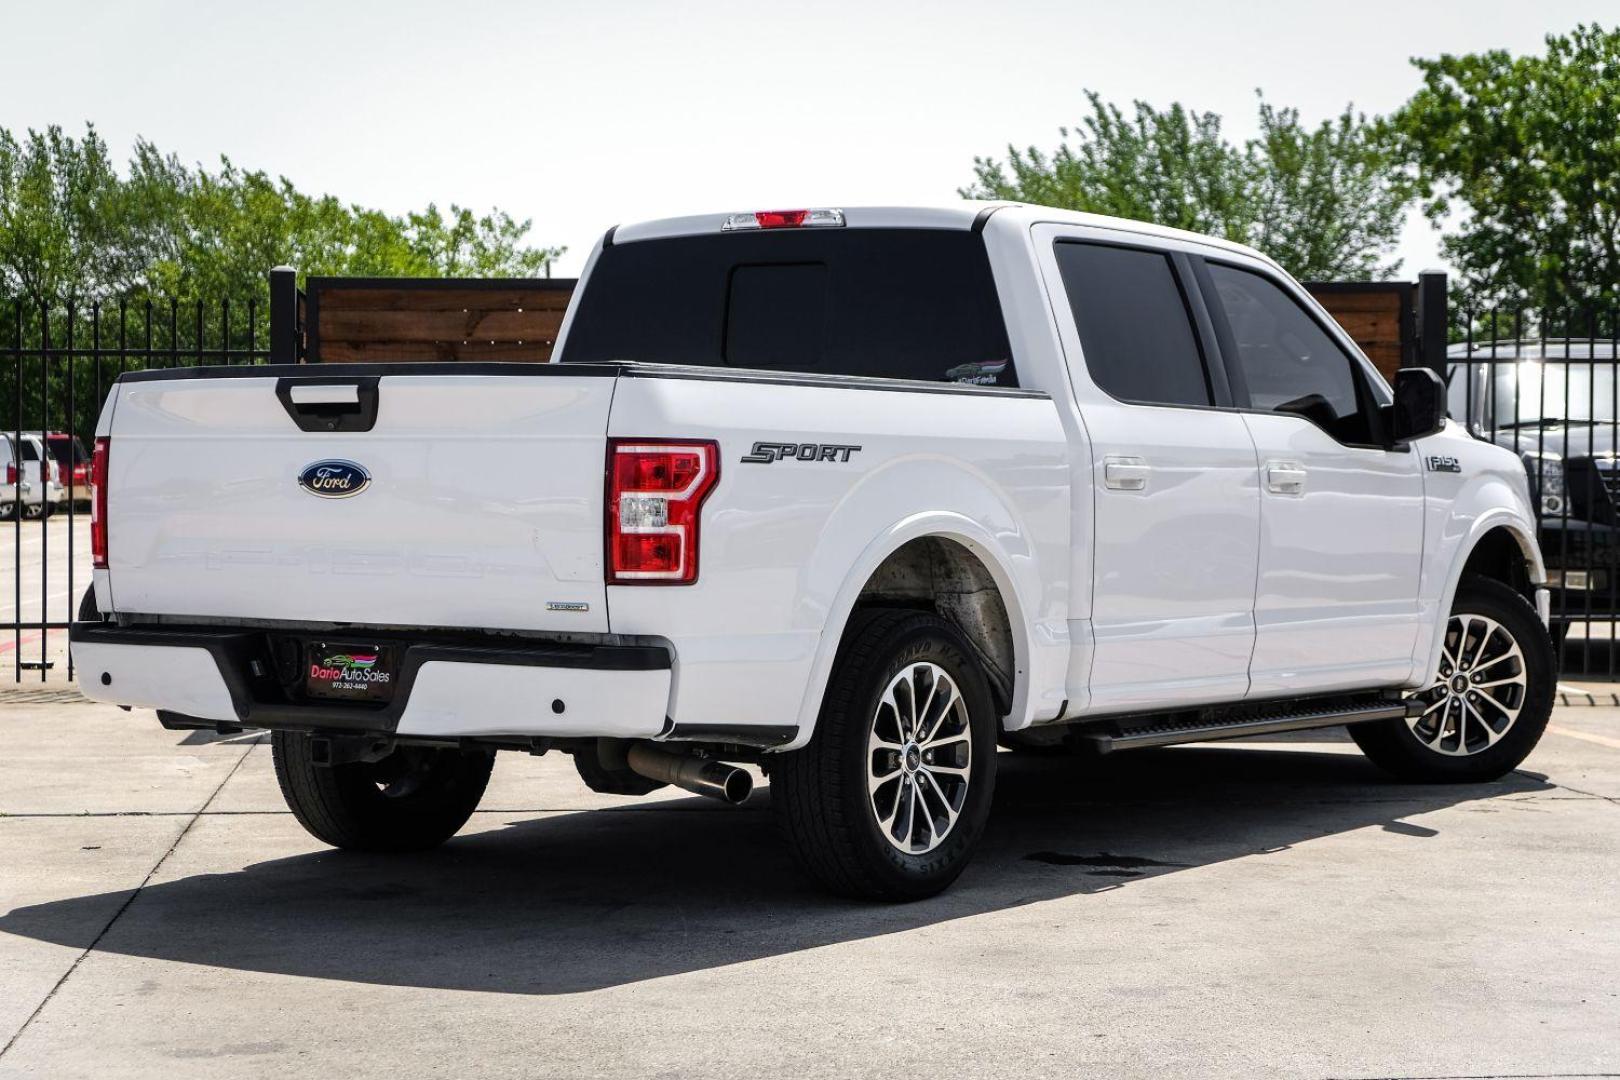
(272, 732, 494, 852)
(21, 501, 43, 520)
(772, 609, 997, 900)
(1351, 575, 1554, 782)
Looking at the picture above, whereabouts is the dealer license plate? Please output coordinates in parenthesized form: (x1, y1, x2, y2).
(304, 641, 397, 703)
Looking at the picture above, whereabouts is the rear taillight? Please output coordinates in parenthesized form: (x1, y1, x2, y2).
(91, 437, 109, 569)
(606, 440, 718, 584)
(4, 463, 14, 486)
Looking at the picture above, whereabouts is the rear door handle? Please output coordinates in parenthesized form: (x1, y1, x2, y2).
(1266, 461, 1308, 495)
(1104, 455, 1151, 491)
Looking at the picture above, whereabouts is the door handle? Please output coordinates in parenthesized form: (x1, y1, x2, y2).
(1266, 460, 1308, 495)
(1104, 455, 1151, 491)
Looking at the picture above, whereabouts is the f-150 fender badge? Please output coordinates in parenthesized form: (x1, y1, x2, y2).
(298, 459, 371, 498)
(1427, 455, 1462, 473)
(741, 441, 862, 464)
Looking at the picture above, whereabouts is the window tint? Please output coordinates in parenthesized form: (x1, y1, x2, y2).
(18, 439, 38, 461)
(725, 263, 828, 370)
(565, 229, 1017, 386)
(1206, 264, 1374, 443)
(1053, 242, 1210, 407)
(43, 438, 84, 469)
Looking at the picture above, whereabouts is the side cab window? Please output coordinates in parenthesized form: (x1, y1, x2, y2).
(1052, 241, 1217, 408)
(1203, 262, 1385, 446)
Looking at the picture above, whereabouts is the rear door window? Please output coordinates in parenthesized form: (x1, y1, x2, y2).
(1053, 242, 1212, 407)
(564, 228, 1018, 386)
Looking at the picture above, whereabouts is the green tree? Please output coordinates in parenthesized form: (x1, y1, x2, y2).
(0, 125, 154, 307)
(1393, 23, 1620, 313)
(964, 92, 1253, 242)
(1249, 100, 1410, 280)
(0, 123, 564, 441)
(963, 91, 1410, 281)
(0, 123, 564, 308)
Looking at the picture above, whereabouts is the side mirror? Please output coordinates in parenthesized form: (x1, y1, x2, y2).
(1389, 367, 1447, 444)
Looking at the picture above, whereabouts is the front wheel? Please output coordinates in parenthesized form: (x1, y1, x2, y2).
(771, 609, 998, 900)
(1351, 575, 1554, 782)
(21, 501, 43, 520)
(272, 732, 494, 852)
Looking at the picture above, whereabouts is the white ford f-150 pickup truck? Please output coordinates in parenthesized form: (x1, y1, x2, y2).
(71, 203, 1555, 899)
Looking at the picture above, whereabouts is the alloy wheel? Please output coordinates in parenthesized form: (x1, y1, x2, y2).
(1407, 612, 1528, 756)
(867, 661, 972, 854)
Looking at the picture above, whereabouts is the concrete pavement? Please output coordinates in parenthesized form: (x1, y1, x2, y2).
(1, 699, 1617, 1079)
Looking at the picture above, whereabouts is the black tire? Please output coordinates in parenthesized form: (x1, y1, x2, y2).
(1350, 574, 1554, 782)
(772, 608, 998, 901)
(271, 732, 494, 852)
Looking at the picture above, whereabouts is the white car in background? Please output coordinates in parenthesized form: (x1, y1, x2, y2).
(0, 434, 25, 519)
(2, 432, 62, 520)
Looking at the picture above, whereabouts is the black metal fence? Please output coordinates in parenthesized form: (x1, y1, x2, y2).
(8, 285, 1620, 683)
(2, 295, 268, 682)
(1447, 305, 1620, 674)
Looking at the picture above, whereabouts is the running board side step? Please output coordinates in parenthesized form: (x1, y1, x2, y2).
(1073, 696, 1419, 755)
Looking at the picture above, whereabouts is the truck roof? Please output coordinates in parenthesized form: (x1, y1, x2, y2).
(611, 202, 1275, 267)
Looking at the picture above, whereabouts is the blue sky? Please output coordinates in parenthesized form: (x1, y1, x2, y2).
(6, 0, 1612, 277)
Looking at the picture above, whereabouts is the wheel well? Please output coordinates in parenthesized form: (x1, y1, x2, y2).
(851, 536, 1017, 712)
(1461, 526, 1534, 598)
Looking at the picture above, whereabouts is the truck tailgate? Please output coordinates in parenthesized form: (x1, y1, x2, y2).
(103, 367, 614, 633)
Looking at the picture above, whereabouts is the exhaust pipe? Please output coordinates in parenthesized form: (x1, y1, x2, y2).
(626, 744, 753, 805)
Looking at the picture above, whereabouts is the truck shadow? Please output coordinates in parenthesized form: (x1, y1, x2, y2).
(0, 744, 1551, 996)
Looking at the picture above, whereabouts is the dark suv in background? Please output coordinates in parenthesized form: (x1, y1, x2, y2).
(1448, 339, 1619, 657)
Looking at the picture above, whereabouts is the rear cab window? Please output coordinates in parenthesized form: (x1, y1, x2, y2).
(563, 228, 1018, 387)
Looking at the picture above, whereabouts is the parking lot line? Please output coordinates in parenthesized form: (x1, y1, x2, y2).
(1547, 724, 1620, 752)
(0, 632, 42, 653)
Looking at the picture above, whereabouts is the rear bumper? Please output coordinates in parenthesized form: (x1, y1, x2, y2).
(69, 621, 672, 741)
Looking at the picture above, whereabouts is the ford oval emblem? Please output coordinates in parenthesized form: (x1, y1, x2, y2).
(298, 459, 371, 499)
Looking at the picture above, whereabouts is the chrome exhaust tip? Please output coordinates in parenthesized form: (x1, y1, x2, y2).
(626, 743, 753, 805)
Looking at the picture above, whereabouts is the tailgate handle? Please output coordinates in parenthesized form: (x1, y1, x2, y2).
(275, 377, 381, 433)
